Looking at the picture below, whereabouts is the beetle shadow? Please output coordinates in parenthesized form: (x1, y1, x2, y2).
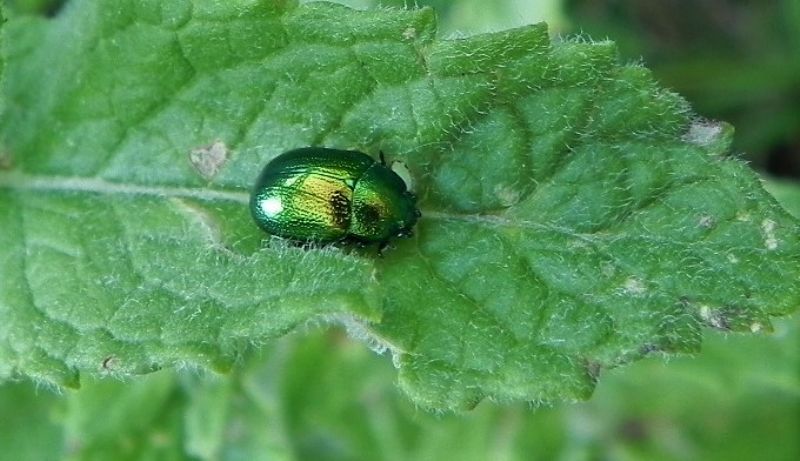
(264, 232, 417, 258)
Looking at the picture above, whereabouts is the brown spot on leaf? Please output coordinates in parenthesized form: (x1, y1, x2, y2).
(101, 355, 118, 371)
(189, 140, 229, 180)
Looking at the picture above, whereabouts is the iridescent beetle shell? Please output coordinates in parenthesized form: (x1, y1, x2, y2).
(250, 147, 420, 245)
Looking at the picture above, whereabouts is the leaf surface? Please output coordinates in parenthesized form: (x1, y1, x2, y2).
(1, 0, 798, 410)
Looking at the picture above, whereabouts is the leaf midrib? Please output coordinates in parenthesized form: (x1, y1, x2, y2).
(8, 171, 780, 260)
(0, 171, 627, 246)
(0, 171, 250, 203)
(0, 171, 607, 241)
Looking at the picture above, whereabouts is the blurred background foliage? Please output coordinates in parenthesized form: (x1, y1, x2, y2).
(1, 315, 798, 460)
(2, 0, 799, 460)
(564, 0, 800, 180)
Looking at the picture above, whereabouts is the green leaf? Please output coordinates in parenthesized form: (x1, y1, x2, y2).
(14, 317, 795, 460)
(0, 382, 63, 461)
(61, 372, 187, 461)
(0, 0, 382, 388)
(564, 0, 800, 169)
(277, 320, 799, 461)
(181, 371, 293, 460)
(1, 0, 799, 411)
(581, 315, 800, 461)
(765, 179, 800, 219)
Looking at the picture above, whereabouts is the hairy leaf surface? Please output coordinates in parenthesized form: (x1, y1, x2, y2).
(1, 0, 798, 410)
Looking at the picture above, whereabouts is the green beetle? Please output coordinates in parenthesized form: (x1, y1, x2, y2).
(250, 147, 420, 246)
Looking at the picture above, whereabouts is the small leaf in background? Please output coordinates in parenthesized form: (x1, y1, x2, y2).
(1, 0, 798, 415)
(766, 180, 800, 219)
(0, 381, 63, 461)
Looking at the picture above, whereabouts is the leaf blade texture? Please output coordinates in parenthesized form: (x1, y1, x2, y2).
(1, 0, 798, 410)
